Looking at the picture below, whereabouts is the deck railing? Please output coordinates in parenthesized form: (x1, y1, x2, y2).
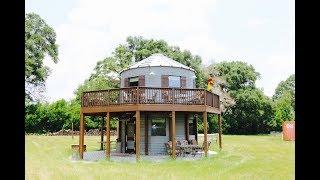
(81, 87, 220, 109)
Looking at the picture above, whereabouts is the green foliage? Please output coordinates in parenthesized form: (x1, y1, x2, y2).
(25, 98, 117, 133)
(214, 61, 260, 92)
(74, 76, 119, 103)
(212, 61, 274, 134)
(270, 92, 294, 131)
(88, 36, 205, 89)
(25, 13, 59, 101)
(273, 74, 295, 108)
(223, 88, 274, 134)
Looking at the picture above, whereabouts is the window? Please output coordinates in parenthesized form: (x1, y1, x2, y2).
(168, 76, 180, 88)
(151, 117, 166, 136)
(189, 119, 195, 135)
(129, 77, 139, 86)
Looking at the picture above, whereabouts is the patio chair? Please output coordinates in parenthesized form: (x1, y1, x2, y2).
(181, 140, 188, 145)
(165, 141, 181, 156)
(190, 139, 198, 145)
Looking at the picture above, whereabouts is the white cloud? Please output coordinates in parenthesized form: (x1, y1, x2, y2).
(247, 18, 271, 28)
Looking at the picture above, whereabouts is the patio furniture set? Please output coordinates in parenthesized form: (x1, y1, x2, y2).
(164, 140, 211, 157)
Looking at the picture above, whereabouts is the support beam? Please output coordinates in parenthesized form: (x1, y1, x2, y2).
(171, 111, 176, 159)
(218, 113, 222, 149)
(194, 114, 198, 142)
(100, 117, 104, 150)
(106, 112, 110, 160)
(79, 113, 84, 159)
(145, 113, 149, 155)
(136, 111, 141, 161)
(203, 112, 208, 157)
(185, 113, 189, 141)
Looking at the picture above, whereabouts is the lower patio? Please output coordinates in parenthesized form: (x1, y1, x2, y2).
(71, 150, 218, 162)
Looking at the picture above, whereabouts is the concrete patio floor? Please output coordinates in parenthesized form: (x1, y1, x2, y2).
(71, 150, 217, 162)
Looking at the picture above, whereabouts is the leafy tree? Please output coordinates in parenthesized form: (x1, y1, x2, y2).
(214, 61, 260, 93)
(273, 74, 295, 108)
(223, 88, 274, 134)
(74, 76, 119, 103)
(46, 99, 70, 132)
(89, 36, 206, 88)
(212, 61, 274, 134)
(271, 91, 294, 131)
(25, 13, 59, 101)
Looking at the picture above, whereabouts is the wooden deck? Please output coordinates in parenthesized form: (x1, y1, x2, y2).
(81, 87, 221, 114)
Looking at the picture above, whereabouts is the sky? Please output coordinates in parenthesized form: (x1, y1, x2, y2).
(26, 0, 295, 102)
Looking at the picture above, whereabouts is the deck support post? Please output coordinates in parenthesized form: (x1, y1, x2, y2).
(100, 116, 104, 150)
(194, 114, 198, 142)
(79, 113, 84, 159)
(135, 111, 141, 161)
(145, 113, 149, 155)
(203, 112, 208, 157)
(218, 113, 222, 150)
(171, 111, 176, 159)
(106, 112, 110, 160)
(185, 113, 189, 141)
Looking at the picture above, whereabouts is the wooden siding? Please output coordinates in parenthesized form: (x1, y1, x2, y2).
(175, 113, 186, 140)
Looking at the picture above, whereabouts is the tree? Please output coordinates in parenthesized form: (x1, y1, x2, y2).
(223, 88, 274, 134)
(89, 36, 206, 88)
(271, 91, 294, 131)
(273, 74, 295, 108)
(74, 76, 119, 103)
(212, 61, 274, 134)
(25, 13, 59, 101)
(214, 61, 260, 93)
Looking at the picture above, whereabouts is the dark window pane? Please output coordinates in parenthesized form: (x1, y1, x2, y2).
(189, 119, 194, 135)
(151, 118, 166, 136)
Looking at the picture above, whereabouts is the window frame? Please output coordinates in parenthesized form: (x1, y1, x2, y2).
(129, 76, 139, 87)
(151, 116, 167, 136)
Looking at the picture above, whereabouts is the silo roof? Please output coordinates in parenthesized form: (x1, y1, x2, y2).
(120, 53, 195, 73)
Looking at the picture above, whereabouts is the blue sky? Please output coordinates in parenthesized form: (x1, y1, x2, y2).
(26, 0, 294, 102)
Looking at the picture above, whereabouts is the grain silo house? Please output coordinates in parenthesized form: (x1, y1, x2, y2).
(79, 53, 222, 160)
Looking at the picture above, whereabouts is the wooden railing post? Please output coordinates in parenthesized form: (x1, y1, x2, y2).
(137, 87, 140, 104)
(81, 87, 220, 108)
(172, 88, 175, 104)
(107, 89, 110, 106)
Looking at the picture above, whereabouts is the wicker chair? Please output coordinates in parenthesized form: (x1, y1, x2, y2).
(165, 141, 181, 156)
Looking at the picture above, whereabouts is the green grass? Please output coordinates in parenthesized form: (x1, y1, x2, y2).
(25, 135, 294, 180)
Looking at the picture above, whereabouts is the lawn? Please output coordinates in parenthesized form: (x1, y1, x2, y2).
(25, 135, 294, 180)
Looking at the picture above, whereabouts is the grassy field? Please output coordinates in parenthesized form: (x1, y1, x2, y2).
(25, 135, 294, 180)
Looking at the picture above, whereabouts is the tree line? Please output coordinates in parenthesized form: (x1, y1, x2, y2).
(25, 13, 295, 134)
